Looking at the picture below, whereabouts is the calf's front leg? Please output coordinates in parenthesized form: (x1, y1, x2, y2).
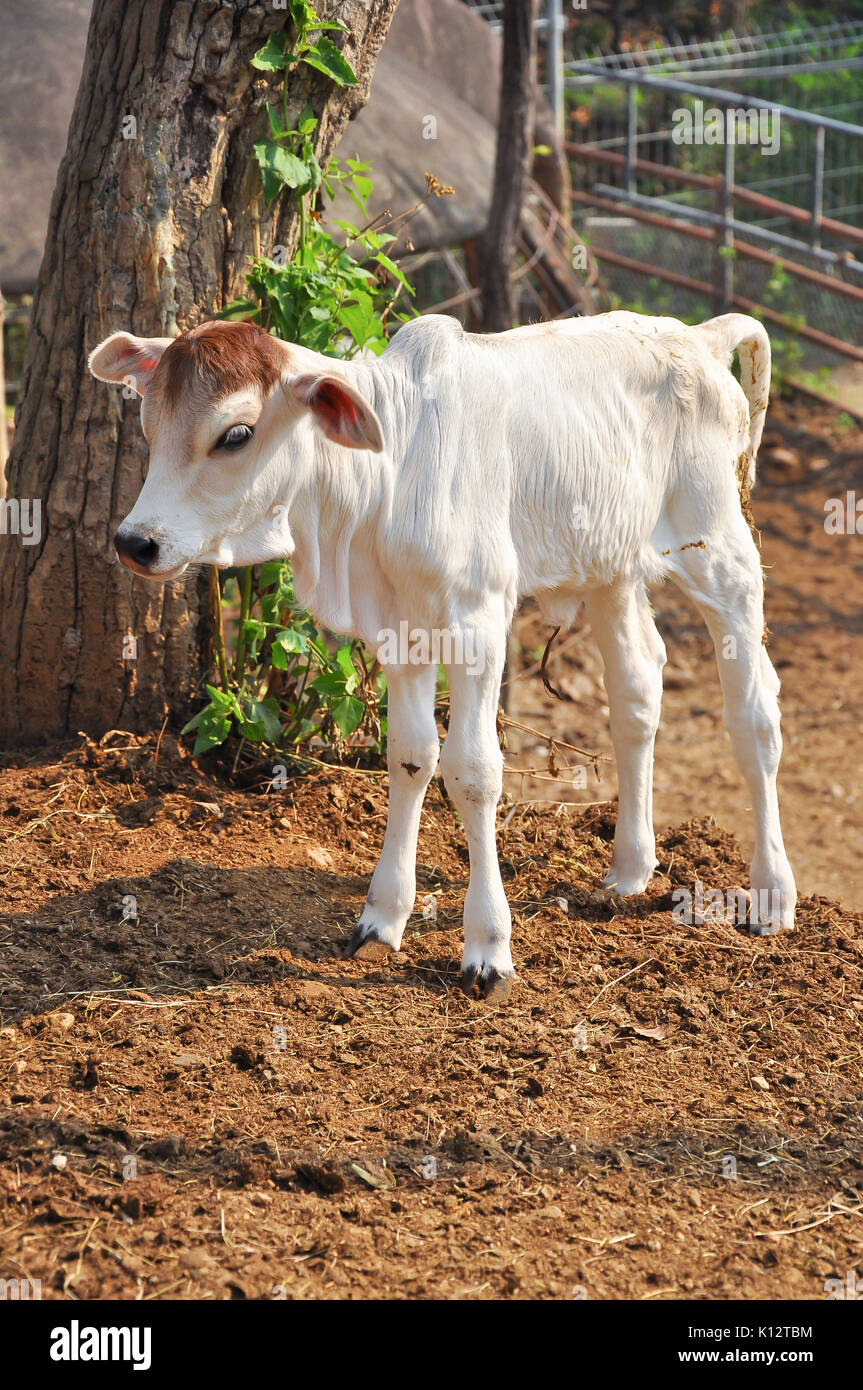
(345, 663, 439, 960)
(440, 626, 514, 1001)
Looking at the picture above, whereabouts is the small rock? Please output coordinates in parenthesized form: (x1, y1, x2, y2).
(43, 1011, 76, 1036)
(179, 1248, 210, 1270)
(752, 1075, 770, 1092)
(140, 1133, 183, 1160)
(305, 845, 335, 871)
(292, 980, 337, 1006)
(169, 1052, 206, 1070)
(767, 445, 800, 473)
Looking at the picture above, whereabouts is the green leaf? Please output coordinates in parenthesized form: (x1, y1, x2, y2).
(350, 174, 373, 201)
(296, 104, 318, 135)
(374, 252, 415, 294)
(330, 695, 364, 736)
(301, 137, 323, 192)
(342, 181, 369, 217)
(309, 670, 341, 699)
(253, 140, 315, 202)
(290, 0, 314, 25)
(239, 697, 282, 744)
(180, 709, 204, 736)
(251, 33, 291, 72)
(335, 646, 359, 685)
(259, 560, 287, 590)
(337, 293, 380, 347)
(181, 686, 240, 754)
(242, 617, 269, 660)
(191, 721, 232, 756)
(361, 229, 396, 250)
(301, 36, 357, 87)
(184, 685, 243, 722)
(267, 104, 291, 140)
(271, 627, 309, 668)
(358, 335, 388, 357)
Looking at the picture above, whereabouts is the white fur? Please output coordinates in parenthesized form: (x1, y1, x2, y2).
(91, 310, 796, 989)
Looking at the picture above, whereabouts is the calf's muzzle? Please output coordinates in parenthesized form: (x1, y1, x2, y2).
(114, 528, 159, 573)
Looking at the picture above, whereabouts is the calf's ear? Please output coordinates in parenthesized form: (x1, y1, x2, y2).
(89, 332, 173, 396)
(291, 372, 384, 453)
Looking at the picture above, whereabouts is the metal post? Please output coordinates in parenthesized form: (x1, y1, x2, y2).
(625, 83, 637, 196)
(717, 119, 735, 314)
(811, 124, 825, 250)
(545, 0, 564, 140)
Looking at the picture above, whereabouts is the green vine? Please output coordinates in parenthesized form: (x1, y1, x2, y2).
(183, 2, 443, 764)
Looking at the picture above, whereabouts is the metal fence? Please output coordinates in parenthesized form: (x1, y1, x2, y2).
(570, 16, 863, 78)
(566, 21, 863, 227)
(455, 9, 863, 376)
(565, 63, 863, 368)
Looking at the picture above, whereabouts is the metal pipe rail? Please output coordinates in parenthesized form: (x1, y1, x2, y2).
(566, 142, 863, 255)
(568, 20, 863, 77)
(564, 63, 863, 138)
(565, 63, 863, 359)
(565, 64, 863, 303)
(592, 183, 863, 277)
(589, 245, 863, 364)
(569, 188, 863, 305)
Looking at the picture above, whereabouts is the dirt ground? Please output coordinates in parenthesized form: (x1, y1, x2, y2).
(0, 395, 861, 1302)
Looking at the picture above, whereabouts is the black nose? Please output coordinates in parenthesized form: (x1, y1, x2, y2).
(115, 530, 159, 569)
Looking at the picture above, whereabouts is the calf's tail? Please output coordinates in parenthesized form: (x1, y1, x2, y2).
(691, 312, 771, 491)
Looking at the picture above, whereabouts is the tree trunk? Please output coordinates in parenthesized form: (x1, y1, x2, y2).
(0, 0, 396, 747)
(477, 0, 539, 333)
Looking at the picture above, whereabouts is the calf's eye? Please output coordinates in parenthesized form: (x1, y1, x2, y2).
(216, 423, 254, 451)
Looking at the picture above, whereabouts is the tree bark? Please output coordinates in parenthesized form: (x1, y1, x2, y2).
(0, 0, 397, 746)
(477, 0, 539, 333)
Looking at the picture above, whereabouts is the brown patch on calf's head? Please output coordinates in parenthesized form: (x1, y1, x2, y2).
(152, 321, 283, 409)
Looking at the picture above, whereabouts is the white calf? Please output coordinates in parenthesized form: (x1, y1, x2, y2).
(90, 310, 796, 999)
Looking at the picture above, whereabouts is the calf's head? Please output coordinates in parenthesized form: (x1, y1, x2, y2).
(89, 320, 383, 580)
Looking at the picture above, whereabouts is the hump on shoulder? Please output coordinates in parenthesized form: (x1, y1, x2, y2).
(383, 314, 466, 378)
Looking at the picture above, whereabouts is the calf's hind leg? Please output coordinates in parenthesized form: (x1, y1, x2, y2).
(666, 515, 796, 932)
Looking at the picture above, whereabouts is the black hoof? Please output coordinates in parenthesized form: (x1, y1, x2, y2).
(343, 923, 395, 962)
(748, 920, 780, 937)
(461, 965, 515, 1003)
